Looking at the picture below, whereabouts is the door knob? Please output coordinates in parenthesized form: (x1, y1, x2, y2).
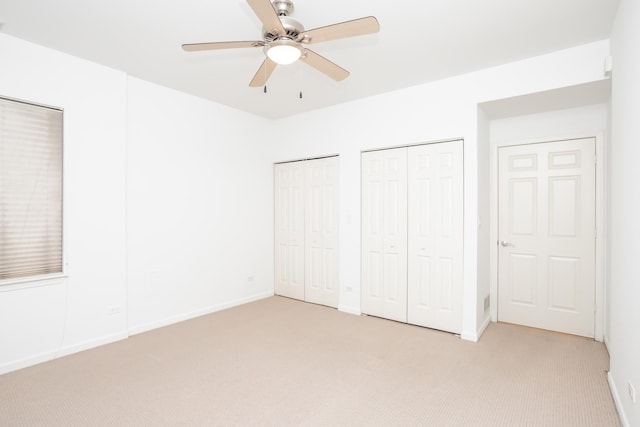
(500, 240, 513, 247)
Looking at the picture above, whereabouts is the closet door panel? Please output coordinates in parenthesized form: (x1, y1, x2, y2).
(274, 162, 305, 300)
(407, 141, 463, 333)
(362, 148, 407, 322)
(321, 157, 339, 307)
(305, 157, 339, 308)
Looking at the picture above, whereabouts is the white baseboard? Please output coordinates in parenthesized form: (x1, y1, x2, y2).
(477, 315, 492, 339)
(57, 331, 128, 358)
(338, 304, 361, 316)
(0, 331, 128, 375)
(128, 290, 274, 336)
(0, 350, 58, 375)
(0, 292, 275, 376)
(460, 316, 492, 342)
(608, 372, 630, 427)
(460, 331, 478, 342)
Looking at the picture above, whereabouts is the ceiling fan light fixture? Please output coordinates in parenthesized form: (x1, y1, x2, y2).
(267, 39, 303, 65)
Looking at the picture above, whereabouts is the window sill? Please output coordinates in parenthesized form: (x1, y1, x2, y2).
(0, 274, 68, 292)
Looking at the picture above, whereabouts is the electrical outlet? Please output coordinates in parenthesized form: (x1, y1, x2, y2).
(629, 381, 636, 403)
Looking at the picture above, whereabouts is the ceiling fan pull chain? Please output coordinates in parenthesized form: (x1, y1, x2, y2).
(264, 85, 267, 93)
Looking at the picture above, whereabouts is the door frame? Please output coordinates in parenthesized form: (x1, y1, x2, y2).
(489, 133, 606, 341)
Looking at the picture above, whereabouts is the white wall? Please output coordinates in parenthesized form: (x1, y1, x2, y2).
(126, 78, 274, 334)
(476, 107, 491, 330)
(0, 34, 128, 372)
(608, 0, 640, 424)
(490, 103, 608, 145)
(268, 40, 610, 340)
(0, 34, 275, 373)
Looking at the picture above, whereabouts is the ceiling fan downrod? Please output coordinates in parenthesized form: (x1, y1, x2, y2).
(272, 0, 294, 16)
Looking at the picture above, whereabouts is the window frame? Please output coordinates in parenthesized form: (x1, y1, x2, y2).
(0, 95, 67, 287)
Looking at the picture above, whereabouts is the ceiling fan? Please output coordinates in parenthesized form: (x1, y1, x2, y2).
(182, 0, 380, 87)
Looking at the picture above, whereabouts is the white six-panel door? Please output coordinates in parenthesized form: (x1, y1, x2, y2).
(305, 157, 339, 308)
(498, 138, 596, 337)
(407, 142, 463, 333)
(274, 161, 306, 301)
(362, 148, 408, 322)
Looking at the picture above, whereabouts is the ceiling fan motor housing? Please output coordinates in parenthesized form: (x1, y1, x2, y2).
(263, 15, 305, 43)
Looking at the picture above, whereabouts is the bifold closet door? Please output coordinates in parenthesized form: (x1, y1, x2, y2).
(274, 161, 305, 300)
(361, 141, 463, 332)
(275, 157, 339, 307)
(407, 141, 463, 333)
(361, 148, 408, 322)
(305, 156, 339, 308)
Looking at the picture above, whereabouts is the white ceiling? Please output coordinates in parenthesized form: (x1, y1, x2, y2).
(0, 0, 619, 119)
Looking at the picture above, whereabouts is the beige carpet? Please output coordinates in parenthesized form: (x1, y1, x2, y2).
(0, 296, 620, 426)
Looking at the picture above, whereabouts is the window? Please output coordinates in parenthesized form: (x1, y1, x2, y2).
(0, 97, 63, 281)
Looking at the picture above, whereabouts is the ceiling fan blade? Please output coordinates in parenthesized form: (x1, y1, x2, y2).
(182, 41, 265, 52)
(249, 57, 278, 87)
(300, 49, 349, 81)
(300, 16, 379, 44)
(247, 0, 286, 36)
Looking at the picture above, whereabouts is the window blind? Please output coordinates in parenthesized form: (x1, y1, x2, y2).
(0, 98, 63, 281)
